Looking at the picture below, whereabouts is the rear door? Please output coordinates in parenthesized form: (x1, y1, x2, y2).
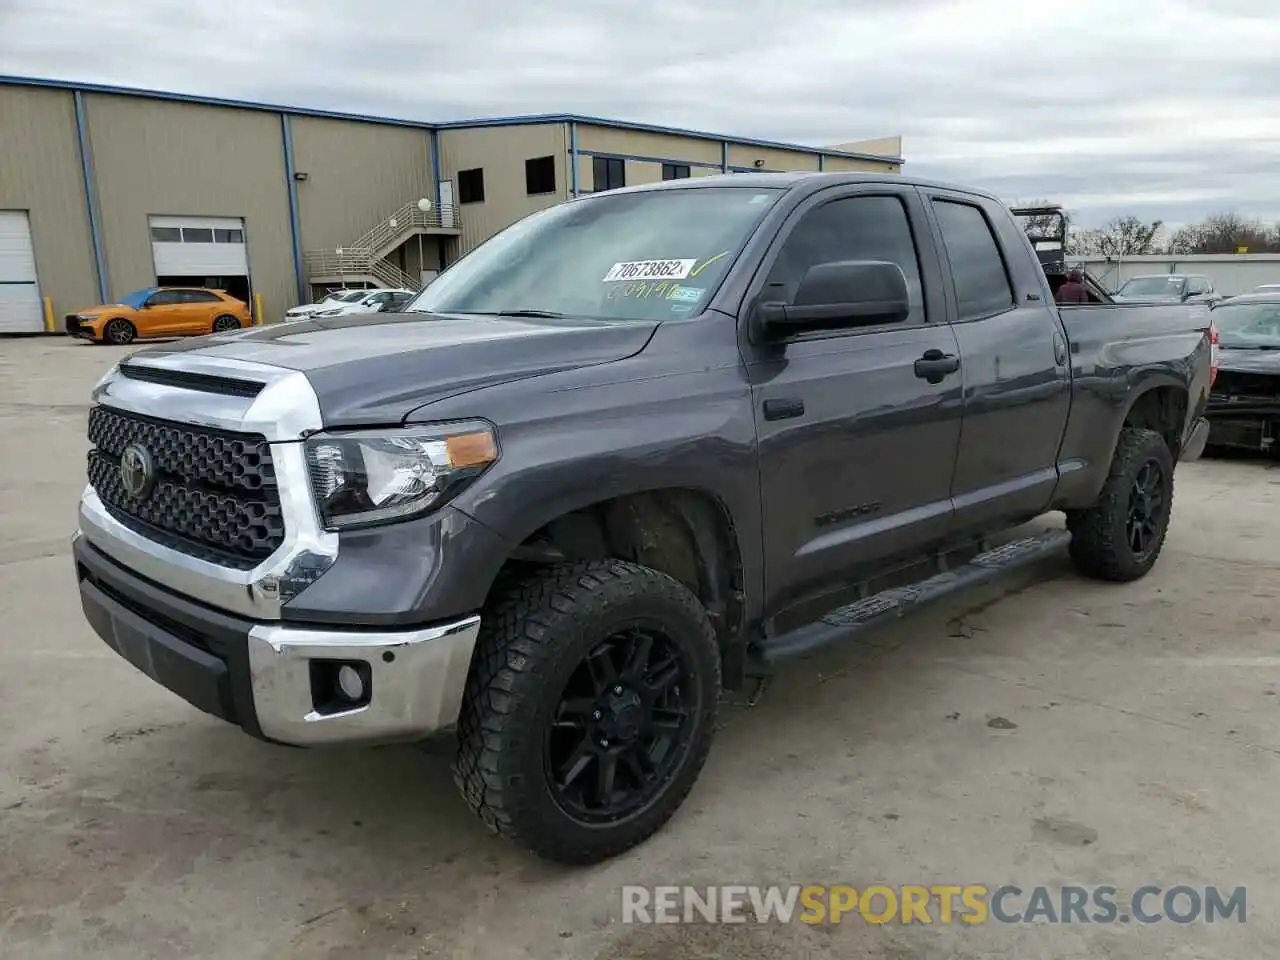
(178, 289, 224, 332)
(920, 190, 1071, 535)
(744, 184, 965, 615)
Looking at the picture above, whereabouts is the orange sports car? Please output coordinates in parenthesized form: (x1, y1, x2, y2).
(65, 286, 252, 344)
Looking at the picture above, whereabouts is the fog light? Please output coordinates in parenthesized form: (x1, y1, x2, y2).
(337, 664, 365, 701)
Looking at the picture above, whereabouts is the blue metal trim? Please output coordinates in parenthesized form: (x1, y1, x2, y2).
(72, 90, 109, 303)
(279, 114, 307, 303)
(429, 128, 442, 210)
(569, 122, 579, 197)
(577, 149, 723, 171)
(1, 75, 905, 165)
(721, 140, 729, 173)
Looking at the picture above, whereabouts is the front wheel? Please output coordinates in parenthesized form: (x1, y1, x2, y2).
(102, 318, 135, 345)
(454, 560, 721, 864)
(1066, 427, 1174, 582)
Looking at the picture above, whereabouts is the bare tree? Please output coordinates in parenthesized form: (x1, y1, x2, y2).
(1166, 213, 1280, 254)
(1071, 216, 1164, 257)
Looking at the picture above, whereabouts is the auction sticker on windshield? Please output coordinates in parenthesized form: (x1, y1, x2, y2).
(603, 259, 697, 282)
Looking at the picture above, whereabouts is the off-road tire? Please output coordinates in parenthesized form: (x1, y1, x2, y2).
(103, 318, 135, 345)
(212, 314, 242, 333)
(453, 559, 721, 864)
(1066, 427, 1174, 582)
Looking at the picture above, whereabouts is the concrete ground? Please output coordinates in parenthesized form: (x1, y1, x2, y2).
(2, 335, 1279, 960)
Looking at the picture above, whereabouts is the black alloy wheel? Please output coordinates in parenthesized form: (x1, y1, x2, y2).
(545, 625, 696, 824)
(1126, 458, 1166, 558)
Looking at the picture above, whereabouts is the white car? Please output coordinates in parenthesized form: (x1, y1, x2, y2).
(310, 288, 417, 318)
(282, 289, 370, 322)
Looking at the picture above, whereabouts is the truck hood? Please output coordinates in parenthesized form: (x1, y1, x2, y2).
(1218, 346, 1280, 375)
(130, 311, 660, 427)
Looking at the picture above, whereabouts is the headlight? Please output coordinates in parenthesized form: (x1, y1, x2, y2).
(304, 421, 498, 529)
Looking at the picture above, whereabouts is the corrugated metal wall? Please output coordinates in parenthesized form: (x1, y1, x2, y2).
(822, 155, 902, 174)
(576, 125, 723, 167)
(1076, 255, 1280, 297)
(439, 124, 568, 254)
(290, 117, 435, 254)
(82, 93, 295, 320)
(0, 86, 99, 315)
(726, 143, 819, 172)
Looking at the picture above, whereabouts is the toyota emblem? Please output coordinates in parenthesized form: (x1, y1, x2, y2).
(119, 443, 156, 500)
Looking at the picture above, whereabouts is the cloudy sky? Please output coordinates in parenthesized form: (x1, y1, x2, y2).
(2, 0, 1278, 228)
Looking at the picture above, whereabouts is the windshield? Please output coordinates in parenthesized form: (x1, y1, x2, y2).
(1118, 276, 1185, 298)
(118, 287, 157, 309)
(1211, 302, 1280, 348)
(405, 187, 784, 321)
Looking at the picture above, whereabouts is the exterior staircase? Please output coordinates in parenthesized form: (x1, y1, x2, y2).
(304, 199, 461, 291)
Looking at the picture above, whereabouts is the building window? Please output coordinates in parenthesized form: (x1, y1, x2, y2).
(525, 156, 556, 195)
(150, 226, 181, 242)
(662, 163, 691, 180)
(458, 168, 485, 204)
(181, 227, 214, 243)
(593, 156, 625, 192)
(213, 228, 244, 243)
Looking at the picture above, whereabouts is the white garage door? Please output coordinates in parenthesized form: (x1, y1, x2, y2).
(150, 216, 248, 276)
(0, 211, 43, 334)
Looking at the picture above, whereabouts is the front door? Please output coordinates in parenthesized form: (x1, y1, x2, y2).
(744, 186, 965, 618)
(922, 192, 1072, 535)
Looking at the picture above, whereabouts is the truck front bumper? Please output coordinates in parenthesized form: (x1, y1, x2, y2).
(74, 533, 480, 746)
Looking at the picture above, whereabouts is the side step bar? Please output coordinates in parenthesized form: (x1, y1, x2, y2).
(757, 529, 1072, 664)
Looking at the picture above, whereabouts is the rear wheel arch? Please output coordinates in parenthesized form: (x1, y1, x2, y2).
(1120, 384, 1189, 459)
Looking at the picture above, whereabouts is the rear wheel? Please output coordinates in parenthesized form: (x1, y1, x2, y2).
(102, 318, 135, 345)
(1066, 427, 1174, 582)
(454, 560, 721, 864)
(212, 314, 242, 333)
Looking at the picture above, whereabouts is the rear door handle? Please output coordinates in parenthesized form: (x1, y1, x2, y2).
(914, 349, 961, 384)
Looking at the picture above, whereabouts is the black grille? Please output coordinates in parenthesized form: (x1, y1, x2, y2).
(86, 406, 284, 568)
(1212, 370, 1280, 401)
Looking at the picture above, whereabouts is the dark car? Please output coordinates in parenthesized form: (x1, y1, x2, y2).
(1114, 273, 1218, 305)
(73, 172, 1211, 864)
(1206, 294, 1280, 452)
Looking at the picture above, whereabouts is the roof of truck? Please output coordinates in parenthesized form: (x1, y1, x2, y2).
(600, 171, 1002, 203)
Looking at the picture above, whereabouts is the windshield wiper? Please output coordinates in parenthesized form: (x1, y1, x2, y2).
(462, 309, 571, 319)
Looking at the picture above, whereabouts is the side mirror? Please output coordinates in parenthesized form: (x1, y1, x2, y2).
(755, 260, 909, 340)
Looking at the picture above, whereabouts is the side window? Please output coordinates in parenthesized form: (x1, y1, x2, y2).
(762, 195, 925, 325)
(1187, 278, 1209, 295)
(931, 200, 1015, 320)
(147, 291, 182, 306)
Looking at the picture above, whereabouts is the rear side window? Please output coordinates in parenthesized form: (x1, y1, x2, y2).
(932, 200, 1015, 320)
(763, 195, 926, 325)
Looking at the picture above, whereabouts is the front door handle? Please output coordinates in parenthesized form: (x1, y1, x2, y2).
(914, 349, 960, 384)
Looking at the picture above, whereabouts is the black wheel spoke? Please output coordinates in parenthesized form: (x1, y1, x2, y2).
(596, 752, 618, 805)
(622, 631, 654, 681)
(646, 656, 681, 695)
(651, 706, 688, 732)
(621, 747, 655, 786)
(558, 739, 594, 788)
(585, 645, 619, 689)
(553, 698, 596, 729)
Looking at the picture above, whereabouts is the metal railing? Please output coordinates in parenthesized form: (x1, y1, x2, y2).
(303, 199, 458, 291)
(303, 249, 418, 290)
(351, 200, 459, 261)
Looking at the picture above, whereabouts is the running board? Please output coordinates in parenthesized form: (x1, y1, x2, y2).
(758, 529, 1072, 664)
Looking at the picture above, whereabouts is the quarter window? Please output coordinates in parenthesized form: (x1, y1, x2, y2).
(180, 290, 221, 303)
(931, 200, 1015, 320)
(763, 195, 926, 325)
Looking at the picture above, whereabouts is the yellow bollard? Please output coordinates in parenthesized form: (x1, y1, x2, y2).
(43, 296, 55, 333)
(254, 292, 265, 326)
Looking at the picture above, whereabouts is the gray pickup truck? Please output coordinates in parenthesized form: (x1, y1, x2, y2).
(74, 173, 1212, 864)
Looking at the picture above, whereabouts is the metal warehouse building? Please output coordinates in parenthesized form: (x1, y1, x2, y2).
(0, 76, 903, 333)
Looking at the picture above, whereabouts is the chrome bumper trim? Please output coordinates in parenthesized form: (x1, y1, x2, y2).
(247, 616, 481, 745)
(77, 355, 338, 620)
